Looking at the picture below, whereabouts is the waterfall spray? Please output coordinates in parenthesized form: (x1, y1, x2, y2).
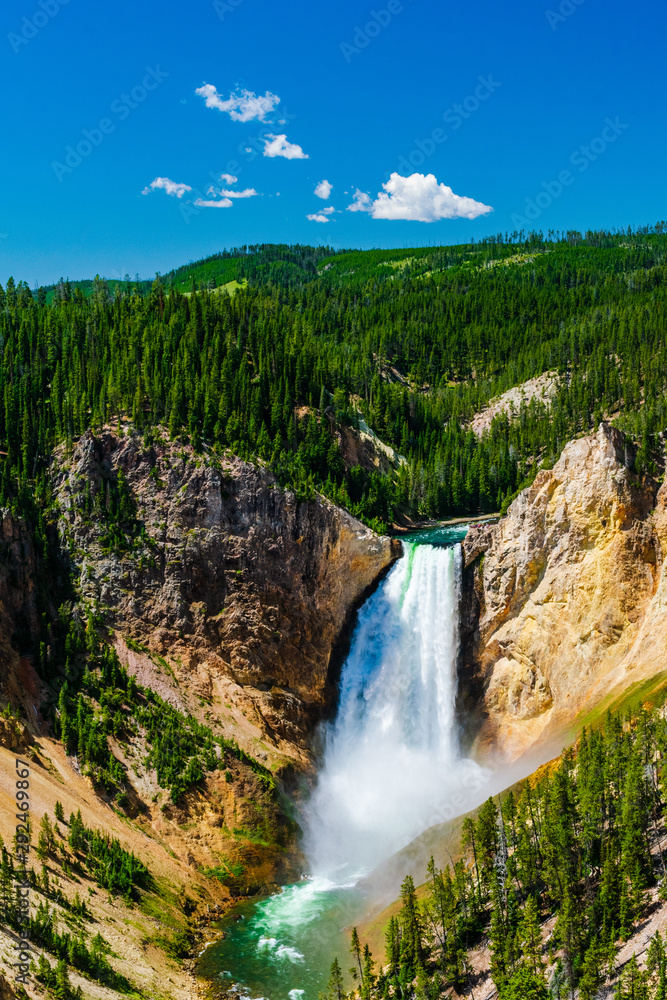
(304, 540, 481, 878)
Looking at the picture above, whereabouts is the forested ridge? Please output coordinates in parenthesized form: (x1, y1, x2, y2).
(1, 224, 667, 534)
(3, 224, 667, 535)
(325, 701, 667, 1000)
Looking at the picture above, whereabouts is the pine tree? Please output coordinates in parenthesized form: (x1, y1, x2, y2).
(499, 965, 549, 1000)
(37, 813, 55, 859)
(321, 957, 345, 1000)
(398, 875, 423, 978)
(578, 941, 605, 1000)
(517, 895, 544, 978)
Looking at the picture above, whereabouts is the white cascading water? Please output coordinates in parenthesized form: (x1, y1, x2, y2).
(304, 539, 482, 878)
(205, 537, 486, 1000)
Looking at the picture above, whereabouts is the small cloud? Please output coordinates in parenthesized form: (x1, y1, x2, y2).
(262, 134, 309, 160)
(195, 84, 280, 123)
(314, 179, 333, 200)
(307, 206, 335, 223)
(142, 176, 192, 199)
(364, 172, 493, 222)
(205, 179, 259, 203)
(219, 187, 259, 199)
(347, 188, 373, 213)
(219, 173, 238, 185)
(194, 197, 234, 208)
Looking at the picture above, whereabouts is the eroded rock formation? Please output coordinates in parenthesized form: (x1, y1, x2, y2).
(54, 429, 400, 754)
(461, 423, 667, 760)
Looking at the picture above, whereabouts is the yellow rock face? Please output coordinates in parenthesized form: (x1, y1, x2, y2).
(462, 423, 665, 761)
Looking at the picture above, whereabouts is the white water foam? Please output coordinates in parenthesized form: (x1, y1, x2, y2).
(257, 936, 304, 963)
(229, 540, 485, 997)
(304, 541, 482, 877)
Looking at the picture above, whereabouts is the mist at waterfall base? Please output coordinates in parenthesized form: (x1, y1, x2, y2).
(199, 526, 486, 999)
(304, 529, 482, 876)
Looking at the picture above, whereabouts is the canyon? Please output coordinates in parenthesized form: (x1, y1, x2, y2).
(2, 419, 667, 998)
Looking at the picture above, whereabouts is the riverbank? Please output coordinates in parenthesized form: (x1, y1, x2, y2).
(389, 512, 500, 536)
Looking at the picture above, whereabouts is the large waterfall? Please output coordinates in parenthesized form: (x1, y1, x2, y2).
(305, 539, 480, 876)
(201, 532, 484, 1000)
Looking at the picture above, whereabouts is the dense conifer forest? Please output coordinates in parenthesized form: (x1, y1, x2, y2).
(2, 224, 667, 536)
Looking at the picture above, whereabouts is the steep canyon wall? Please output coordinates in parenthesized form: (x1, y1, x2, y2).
(461, 423, 667, 760)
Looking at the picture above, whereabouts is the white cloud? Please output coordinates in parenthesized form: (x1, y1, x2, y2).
(363, 172, 493, 222)
(206, 183, 259, 200)
(307, 206, 335, 223)
(314, 179, 333, 200)
(142, 176, 192, 199)
(219, 172, 238, 184)
(194, 197, 234, 209)
(195, 84, 280, 123)
(220, 187, 259, 199)
(262, 134, 309, 159)
(347, 188, 373, 213)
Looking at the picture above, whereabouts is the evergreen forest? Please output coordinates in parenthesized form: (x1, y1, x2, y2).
(2, 224, 667, 535)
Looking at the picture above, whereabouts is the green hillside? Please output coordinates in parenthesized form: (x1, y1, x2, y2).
(3, 224, 667, 536)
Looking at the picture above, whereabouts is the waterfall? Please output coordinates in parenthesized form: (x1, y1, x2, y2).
(202, 533, 486, 1000)
(304, 539, 481, 878)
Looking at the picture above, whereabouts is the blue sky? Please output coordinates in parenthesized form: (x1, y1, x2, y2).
(1, 0, 664, 285)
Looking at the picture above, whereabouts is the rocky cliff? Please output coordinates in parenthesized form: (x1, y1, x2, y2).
(53, 426, 400, 757)
(0, 511, 43, 729)
(461, 423, 667, 760)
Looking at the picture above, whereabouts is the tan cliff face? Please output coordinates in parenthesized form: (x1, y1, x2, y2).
(54, 428, 400, 757)
(461, 423, 666, 761)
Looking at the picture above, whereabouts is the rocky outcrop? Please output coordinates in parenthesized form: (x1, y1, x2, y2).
(469, 372, 559, 437)
(54, 428, 400, 755)
(461, 423, 665, 760)
(337, 418, 406, 475)
(0, 975, 16, 1000)
(0, 511, 44, 725)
